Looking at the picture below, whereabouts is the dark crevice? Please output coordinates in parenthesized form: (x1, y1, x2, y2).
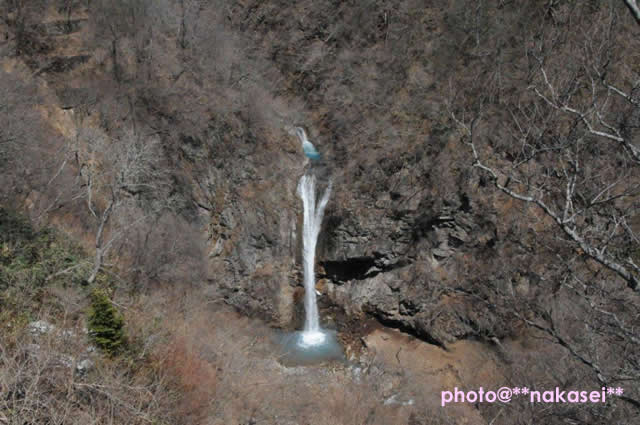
(193, 199, 213, 211)
(410, 213, 454, 241)
(370, 313, 447, 350)
(320, 255, 409, 282)
(321, 256, 376, 282)
(35, 55, 91, 75)
(459, 192, 472, 212)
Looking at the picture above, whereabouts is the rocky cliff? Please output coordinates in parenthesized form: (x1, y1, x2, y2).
(2, 1, 639, 422)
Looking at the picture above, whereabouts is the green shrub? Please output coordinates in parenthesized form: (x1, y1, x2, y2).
(88, 288, 126, 356)
(0, 208, 89, 291)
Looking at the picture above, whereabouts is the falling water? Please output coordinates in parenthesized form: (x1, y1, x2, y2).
(297, 173, 331, 346)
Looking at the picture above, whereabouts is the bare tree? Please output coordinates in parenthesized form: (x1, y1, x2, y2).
(77, 128, 169, 284)
(0, 315, 177, 424)
(0, 0, 47, 55)
(0, 70, 35, 166)
(624, 0, 640, 24)
(0, 69, 79, 221)
(89, 0, 177, 84)
(449, 1, 640, 418)
(452, 5, 640, 293)
(89, 0, 151, 81)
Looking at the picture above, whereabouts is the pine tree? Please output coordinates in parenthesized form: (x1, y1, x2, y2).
(87, 288, 126, 356)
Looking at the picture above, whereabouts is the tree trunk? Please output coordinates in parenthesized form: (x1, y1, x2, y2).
(88, 200, 114, 284)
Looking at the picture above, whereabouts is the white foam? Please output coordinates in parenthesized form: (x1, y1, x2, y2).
(298, 330, 327, 348)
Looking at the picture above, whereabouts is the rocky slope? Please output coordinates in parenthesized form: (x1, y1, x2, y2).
(183, 0, 532, 346)
(2, 1, 639, 423)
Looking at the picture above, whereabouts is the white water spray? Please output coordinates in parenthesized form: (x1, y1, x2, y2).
(297, 173, 331, 347)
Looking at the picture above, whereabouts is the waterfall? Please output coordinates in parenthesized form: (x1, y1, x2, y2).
(297, 173, 331, 345)
(276, 131, 343, 363)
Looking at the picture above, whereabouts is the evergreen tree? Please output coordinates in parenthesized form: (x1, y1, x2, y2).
(87, 288, 126, 355)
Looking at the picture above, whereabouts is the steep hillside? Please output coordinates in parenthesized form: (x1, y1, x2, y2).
(1, 0, 639, 423)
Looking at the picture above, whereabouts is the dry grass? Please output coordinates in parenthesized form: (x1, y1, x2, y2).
(155, 335, 217, 423)
(0, 313, 174, 425)
(120, 286, 471, 425)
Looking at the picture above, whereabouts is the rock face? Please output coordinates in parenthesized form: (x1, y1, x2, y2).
(7, 1, 632, 355)
(3, 2, 639, 423)
(318, 182, 502, 346)
(198, 136, 515, 349)
(181, 106, 506, 347)
(169, 1, 510, 345)
(0, 0, 518, 348)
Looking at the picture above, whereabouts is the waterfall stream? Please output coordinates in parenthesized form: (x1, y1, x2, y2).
(297, 173, 331, 346)
(277, 128, 343, 364)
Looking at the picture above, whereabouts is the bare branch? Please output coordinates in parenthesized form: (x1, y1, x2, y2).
(624, 0, 640, 24)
